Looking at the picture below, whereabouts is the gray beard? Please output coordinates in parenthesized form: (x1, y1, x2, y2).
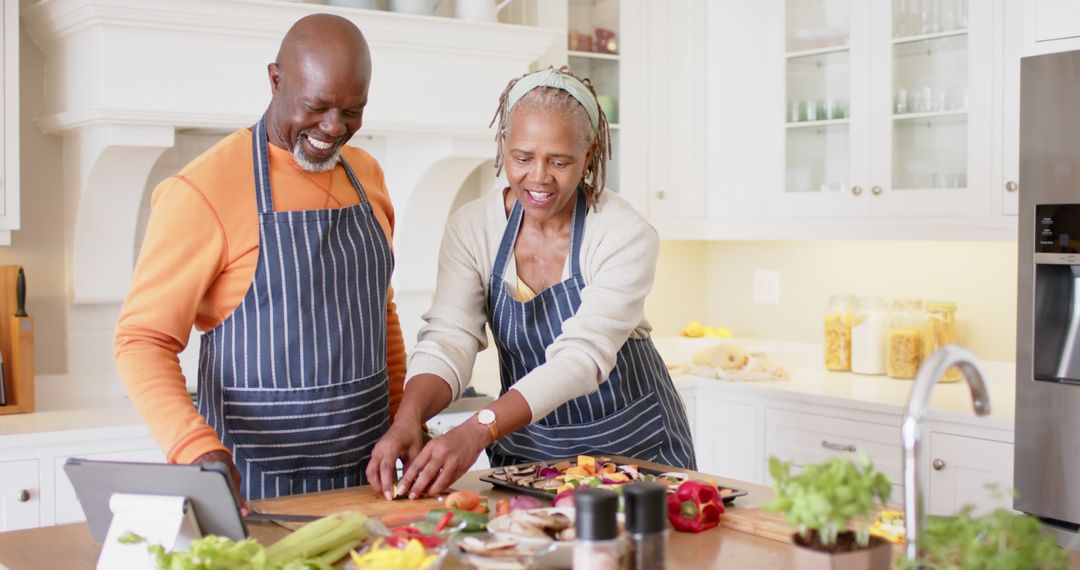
(291, 136, 341, 173)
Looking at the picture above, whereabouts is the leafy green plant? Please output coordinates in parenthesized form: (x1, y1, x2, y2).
(763, 454, 892, 549)
(892, 505, 1068, 570)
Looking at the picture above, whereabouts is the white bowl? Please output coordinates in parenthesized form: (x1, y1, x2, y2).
(487, 507, 626, 570)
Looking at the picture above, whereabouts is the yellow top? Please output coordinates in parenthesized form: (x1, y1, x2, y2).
(515, 276, 538, 302)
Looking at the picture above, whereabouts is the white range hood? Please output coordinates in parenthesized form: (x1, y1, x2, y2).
(22, 0, 560, 308)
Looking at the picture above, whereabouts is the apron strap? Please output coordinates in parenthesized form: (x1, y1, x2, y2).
(567, 186, 588, 280)
(252, 119, 275, 215)
(251, 118, 370, 213)
(492, 199, 524, 281)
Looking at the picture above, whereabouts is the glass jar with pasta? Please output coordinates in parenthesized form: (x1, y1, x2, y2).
(824, 294, 856, 371)
(887, 299, 924, 379)
(924, 301, 962, 382)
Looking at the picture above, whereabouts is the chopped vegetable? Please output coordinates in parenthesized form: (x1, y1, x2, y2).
(426, 508, 489, 532)
(553, 487, 581, 508)
(667, 480, 724, 533)
(349, 539, 437, 570)
(445, 490, 482, 511)
(508, 495, 544, 512)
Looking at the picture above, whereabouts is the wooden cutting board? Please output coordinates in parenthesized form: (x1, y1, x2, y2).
(251, 485, 451, 519)
(719, 505, 793, 543)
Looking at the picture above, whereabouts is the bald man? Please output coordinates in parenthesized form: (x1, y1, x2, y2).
(115, 14, 407, 502)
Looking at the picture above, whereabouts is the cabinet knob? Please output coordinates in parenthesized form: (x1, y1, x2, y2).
(1005, 181, 1018, 193)
(16, 489, 30, 502)
(932, 458, 946, 471)
(655, 190, 666, 200)
(871, 185, 883, 196)
(851, 186, 863, 196)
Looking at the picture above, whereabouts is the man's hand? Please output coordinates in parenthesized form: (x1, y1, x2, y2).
(394, 420, 489, 500)
(366, 421, 425, 500)
(193, 449, 247, 516)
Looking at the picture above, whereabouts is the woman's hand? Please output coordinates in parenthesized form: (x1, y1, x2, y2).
(366, 421, 425, 500)
(395, 421, 490, 499)
(193, 449, 247, 516)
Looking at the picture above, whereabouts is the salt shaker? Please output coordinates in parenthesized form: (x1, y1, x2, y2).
(573, 488, 621, 570)
(624, 482, 668, 570)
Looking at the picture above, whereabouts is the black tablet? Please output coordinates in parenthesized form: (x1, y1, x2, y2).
(63, 458, 247, 542)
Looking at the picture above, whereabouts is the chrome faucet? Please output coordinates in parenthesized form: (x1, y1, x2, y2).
(902, 345, 991, 562)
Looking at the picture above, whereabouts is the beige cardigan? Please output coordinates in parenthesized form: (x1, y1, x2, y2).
(406, 185, 660, 422)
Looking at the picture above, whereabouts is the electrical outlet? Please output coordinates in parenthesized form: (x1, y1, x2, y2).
(752, 269, 781, 305)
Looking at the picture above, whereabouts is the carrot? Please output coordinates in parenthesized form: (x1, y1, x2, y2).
(377, 508, 434, 528)
(495, 499, 511, 516)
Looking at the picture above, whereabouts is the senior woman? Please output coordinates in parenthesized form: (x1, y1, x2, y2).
(367, 67, 695, 500)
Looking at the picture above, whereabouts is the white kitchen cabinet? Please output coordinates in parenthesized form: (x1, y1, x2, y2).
(0, 0, 20, 245)
(1024, 0, 1080, 56)
(764, 407, 904, 504)
(998, 0, 1021, 216)
(927, 431, 1013, 516)
(765, 0, 994, 220)
(0, 459, 40, 531)
(695, 395, 762, 484)
(641, 0, 707, 224)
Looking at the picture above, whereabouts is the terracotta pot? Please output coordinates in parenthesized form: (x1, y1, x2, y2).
(790, 532, 892, 570)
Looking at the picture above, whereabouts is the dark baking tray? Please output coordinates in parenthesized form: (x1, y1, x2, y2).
(479, 460, 749, 503)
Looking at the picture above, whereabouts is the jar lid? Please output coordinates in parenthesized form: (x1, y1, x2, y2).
(890, 298, 923, 310)
(623, 482, 668, 534)
(574, 488, 619, 540)
(926, 301, 957, 312)
(856, 296, 886, 308)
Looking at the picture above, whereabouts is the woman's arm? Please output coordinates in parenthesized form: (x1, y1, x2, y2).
(366, 205, 491, 498)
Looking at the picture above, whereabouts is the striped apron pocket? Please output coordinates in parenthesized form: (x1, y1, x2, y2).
(221, 371, 389, 479)
(494, 391, 666, 463)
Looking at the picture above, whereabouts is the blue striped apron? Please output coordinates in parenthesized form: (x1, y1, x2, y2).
(195, 119, 393, 500)
(487, 189, 696, 469)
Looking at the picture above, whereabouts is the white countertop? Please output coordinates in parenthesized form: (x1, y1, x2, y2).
(653, 336, 1015, 430)
(1, 337, 1016, 443)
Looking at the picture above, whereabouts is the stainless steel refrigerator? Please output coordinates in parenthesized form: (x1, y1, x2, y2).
(1015, 49, 1080, 546)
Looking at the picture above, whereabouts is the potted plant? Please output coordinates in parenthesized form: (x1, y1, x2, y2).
(892, 504, 1068, 570)
(764, 454, 894, 570)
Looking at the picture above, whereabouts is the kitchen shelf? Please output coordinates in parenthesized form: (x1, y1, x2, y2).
(786, 118, 850, 129)
(892, 28, 968, 46)
(785, 44, 850, 59)
(892, 109, 967, 122)
(568, 50, 620, 61)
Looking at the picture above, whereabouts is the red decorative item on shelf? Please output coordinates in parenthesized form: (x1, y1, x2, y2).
(576, 32, 593, 52)
(593, 27, 618, 54)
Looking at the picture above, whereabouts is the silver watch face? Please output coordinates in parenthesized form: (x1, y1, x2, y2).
(477, 409, 496, 424)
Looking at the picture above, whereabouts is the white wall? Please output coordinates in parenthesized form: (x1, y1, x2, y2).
(703, 240, 1018, 362)
(0, 17, 66, 375)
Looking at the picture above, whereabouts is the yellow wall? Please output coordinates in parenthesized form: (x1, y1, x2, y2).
(702, 240, 1019, 362)
(646, 241, 709, 337)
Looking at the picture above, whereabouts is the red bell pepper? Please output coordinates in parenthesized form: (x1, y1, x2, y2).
(667, 480, 724, 533)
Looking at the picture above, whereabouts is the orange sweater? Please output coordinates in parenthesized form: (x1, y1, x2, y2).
(114, 128, 406, 465)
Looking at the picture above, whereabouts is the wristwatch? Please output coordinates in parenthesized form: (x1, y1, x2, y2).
(476, 408, 499, 443)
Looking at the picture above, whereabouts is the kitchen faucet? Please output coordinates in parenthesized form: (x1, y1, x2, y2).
(902, 345, 991, 562)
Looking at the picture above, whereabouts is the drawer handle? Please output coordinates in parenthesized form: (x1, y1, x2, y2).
(932, 458, 946, 471)
(16, 489, 30, 502)
(821, 440, 857, 452)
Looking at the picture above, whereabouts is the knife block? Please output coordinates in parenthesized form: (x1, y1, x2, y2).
(0, 265, 33, 415)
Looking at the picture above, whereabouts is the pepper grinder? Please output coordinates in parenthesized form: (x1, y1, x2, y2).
(573, 488, 621, 570)
(624, 482, 668, 570)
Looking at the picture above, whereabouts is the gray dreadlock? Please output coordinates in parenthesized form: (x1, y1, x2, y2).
(489, 66, 612, 210)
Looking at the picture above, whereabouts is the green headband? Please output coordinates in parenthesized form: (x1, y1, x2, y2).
(506, 67, 600, 130)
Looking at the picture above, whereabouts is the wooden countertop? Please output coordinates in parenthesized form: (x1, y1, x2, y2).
(1, 458, 1076, 569)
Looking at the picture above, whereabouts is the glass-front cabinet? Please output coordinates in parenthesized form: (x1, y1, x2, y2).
(767, 0, 992, 218)
(567, 0, 622, 193)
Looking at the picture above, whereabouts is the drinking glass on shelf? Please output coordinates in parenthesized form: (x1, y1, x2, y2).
(895, 88, 909, 114)
(946, 85, 968, 111)
(932, 88, 946, 112)
(913, 85, 933, 113)
(804, 99, 818, 122)
(921, 0, 941, 34)
(789, 101, 802, 123)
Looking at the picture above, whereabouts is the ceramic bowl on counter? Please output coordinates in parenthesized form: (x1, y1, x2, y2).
(449, 531, 558, 570)
(486, 507, 627, 569)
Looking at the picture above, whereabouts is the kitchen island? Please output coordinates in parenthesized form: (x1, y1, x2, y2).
(0, 461, 796, 569)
